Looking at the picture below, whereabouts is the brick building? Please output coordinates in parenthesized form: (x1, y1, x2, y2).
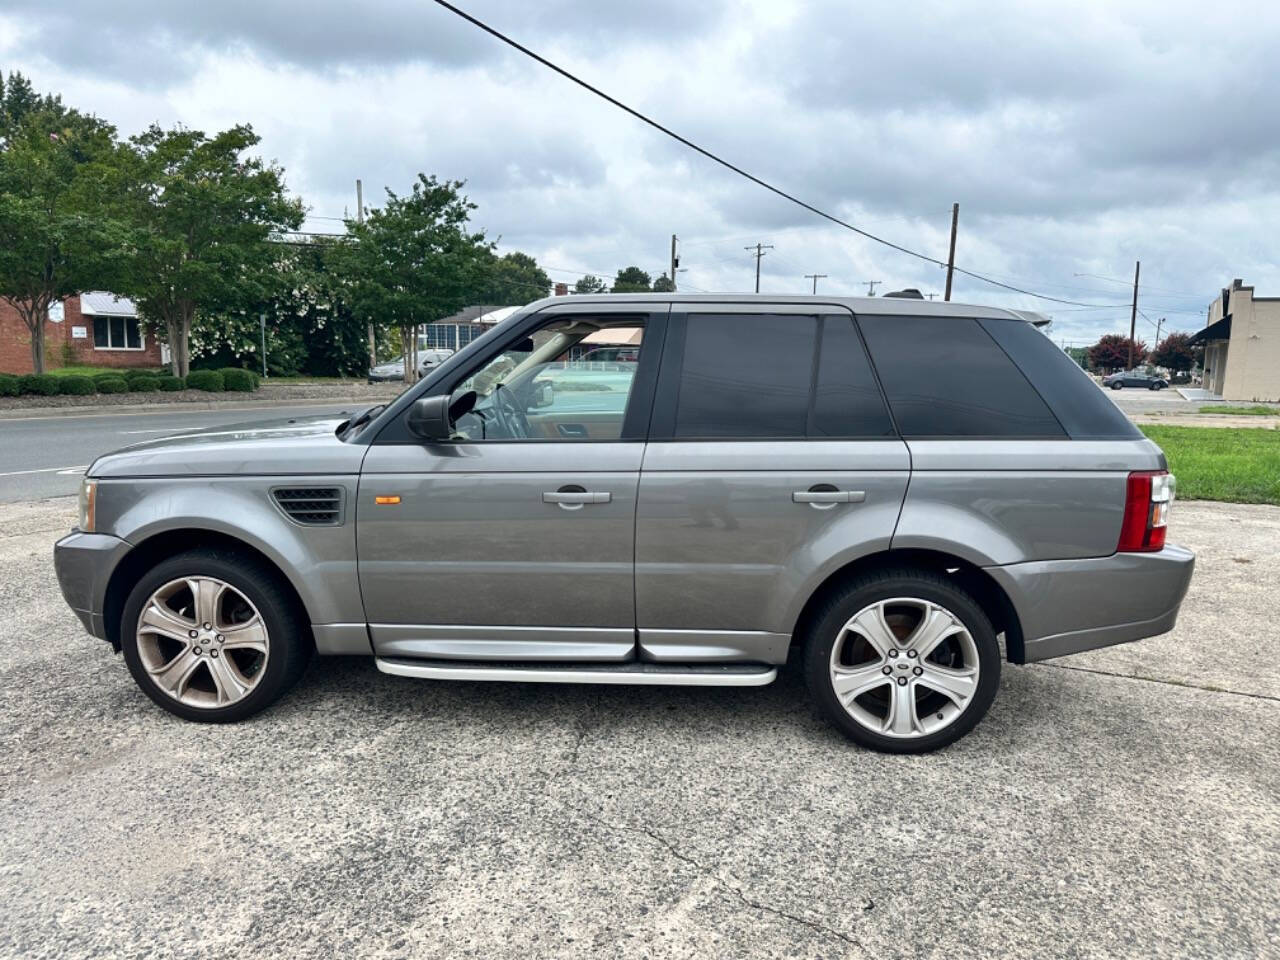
(0, 292, 165, 374)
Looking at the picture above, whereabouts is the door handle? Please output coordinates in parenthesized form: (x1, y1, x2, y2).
(792, 489, 866, 505)
(543, 490, 611, 507)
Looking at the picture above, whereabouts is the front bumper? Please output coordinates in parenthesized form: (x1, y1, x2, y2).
(986, 543, 1195, 663)
(53, 531, 132, 642)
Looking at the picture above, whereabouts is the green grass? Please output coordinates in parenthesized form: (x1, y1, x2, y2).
(1197, 404, 1279, 416)
(47, 364, 165, 377)
(1140, 425, 1280, 505)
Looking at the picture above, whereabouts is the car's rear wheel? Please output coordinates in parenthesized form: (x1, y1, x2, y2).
(120, 549, 311, 722)
(803, 569, 1001, 753)
(1111, 382, 1123, 390)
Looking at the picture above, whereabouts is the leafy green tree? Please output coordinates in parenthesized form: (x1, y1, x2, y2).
(611, 266, 651, 293)
(331, 174, 492, 382)
(478, 250, 551, 305)
(1152, 332, 1199, 375)
(651, 272, 676, 292)
(573, 274, 608, 295)
(0, 96, 128, 372)
(120, 123, 304, 376)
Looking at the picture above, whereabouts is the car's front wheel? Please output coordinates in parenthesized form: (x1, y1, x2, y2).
(803, 569, 1001, 753)
(1110, 382, 1122, 390)
(120, 548, 311, 722)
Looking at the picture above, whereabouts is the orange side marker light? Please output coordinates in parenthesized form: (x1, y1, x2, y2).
(374, 495, 401, 505)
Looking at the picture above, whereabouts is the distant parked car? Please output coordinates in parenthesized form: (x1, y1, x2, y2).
(368, 349, 455, 382)
(1104, 369, 1169, 390)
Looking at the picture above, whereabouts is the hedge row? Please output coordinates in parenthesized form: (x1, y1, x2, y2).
(0, 366, 261, 397)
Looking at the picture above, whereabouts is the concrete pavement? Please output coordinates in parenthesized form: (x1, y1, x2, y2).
(1, 497, 1276, 959)
(0, 402, 367, 502)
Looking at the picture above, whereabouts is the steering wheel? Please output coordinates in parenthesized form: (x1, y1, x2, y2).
(492, 385, 531, 439)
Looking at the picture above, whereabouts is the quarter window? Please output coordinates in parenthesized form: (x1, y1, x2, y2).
(93, 315, 143, 350)
(810, 316, 895, 437)
(857, 315, 1065, 437)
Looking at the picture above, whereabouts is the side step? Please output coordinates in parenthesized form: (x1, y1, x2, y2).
(375, 657, 778, 687)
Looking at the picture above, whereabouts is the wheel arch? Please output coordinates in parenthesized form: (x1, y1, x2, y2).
(789, 548, 1026, 663)
(103, 528, 313, 653)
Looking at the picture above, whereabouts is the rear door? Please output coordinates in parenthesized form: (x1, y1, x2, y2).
(634, 305, 910, 664)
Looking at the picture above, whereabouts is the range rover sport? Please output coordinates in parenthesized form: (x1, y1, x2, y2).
(54, 295, 1194, 752)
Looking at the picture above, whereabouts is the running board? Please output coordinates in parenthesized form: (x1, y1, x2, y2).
(375, 657, 778, 687)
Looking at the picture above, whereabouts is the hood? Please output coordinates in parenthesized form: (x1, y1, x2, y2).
(88, 414, 368, 478)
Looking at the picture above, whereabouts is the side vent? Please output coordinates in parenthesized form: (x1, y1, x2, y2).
(272, 487, 345, 526)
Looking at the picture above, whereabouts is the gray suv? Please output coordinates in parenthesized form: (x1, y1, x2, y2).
(54, 296, 1194, 752)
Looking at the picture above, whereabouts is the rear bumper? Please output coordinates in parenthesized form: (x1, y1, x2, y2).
(53, 531, 132, 643)
(986, 544, 1195, 663)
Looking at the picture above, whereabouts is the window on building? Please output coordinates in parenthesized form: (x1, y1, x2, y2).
(857, 314, 1065, 438)
(93, 315, 143, 350)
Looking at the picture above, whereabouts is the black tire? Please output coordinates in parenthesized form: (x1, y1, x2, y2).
(1110, 382, 1123, 390)
(802, 568, 1001, 753)
(120, 548, 311, 722)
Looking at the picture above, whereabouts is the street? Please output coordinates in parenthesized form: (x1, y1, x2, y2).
(0, 403, 364, 503)
(1, 493, 1277, 959)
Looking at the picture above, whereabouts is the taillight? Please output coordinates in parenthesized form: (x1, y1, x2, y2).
(1117, 470, 1174, 552)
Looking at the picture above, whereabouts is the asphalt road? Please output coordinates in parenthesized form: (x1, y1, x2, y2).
(0, 402, 365, 503)
(1, 496, 1277, 959)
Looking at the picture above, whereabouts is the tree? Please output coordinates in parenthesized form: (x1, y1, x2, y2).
(611, 266, 651, 293)
(1152, 332, 1199, 375)
(331, 174, 492, 382)
(0, 95, 128, 373)
(121, 124, 304, 376)
(1087, 334, 1148, 373)
(476, 250, 550, 305)
(573, 274, 608, 295)
(651, 272, 676, 292)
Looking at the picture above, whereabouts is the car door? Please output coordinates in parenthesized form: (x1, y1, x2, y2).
(634, 306, 910, 664)
(358, 303, 667, 662)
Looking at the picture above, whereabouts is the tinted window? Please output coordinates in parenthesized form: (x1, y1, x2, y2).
(674, 314, 815, 438)
(979, 318, 1140, 439)
(810, 316, 895, 437)
(858, 315, 1065, 437)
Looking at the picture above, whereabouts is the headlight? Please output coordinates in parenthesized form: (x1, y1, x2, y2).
(78, 478, 97, 533)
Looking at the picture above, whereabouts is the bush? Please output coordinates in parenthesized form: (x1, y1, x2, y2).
(95, 377, 128, 394)
(92, 371, 124, 384)
(219, 367, 258, 392)
(58, 375, 96, 396)
(0, 374, 18, 397)
(129, 375, 160, 392)
(157, 375, 186, 392)
(185, 370, 225, 392)
(123, 367, 165, 381)
(17, 374, 59, 396)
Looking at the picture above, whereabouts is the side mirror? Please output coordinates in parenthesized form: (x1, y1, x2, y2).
(406, 395, 453, 441)
(531, 380, 554, 408)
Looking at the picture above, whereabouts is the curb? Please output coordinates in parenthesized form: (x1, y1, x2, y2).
(0, 395, 392, 421)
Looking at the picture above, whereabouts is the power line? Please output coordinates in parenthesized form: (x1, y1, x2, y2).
(427, 0, 1130, 310)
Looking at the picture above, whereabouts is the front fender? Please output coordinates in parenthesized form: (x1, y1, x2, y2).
(95, 476, 364, 626)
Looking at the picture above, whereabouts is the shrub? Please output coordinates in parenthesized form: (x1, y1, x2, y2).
(58, 375, 96, 396)
(92, 371, 124, 384)
(0, 375, 18, 397)
(157, 375, 186, 392)
(95, 377, 128, 394)
(185, 370, 225, 392)
(123, 367, 165, 381)
(18, 374, 59, 396)
(129, 375, 160, 392)
(219, 367, 257, 392)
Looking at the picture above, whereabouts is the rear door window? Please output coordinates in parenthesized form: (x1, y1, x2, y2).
(810, 315, 895, 438)
(858, 315, 1065, 438)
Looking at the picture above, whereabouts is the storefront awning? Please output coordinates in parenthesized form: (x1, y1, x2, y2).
(1188, 315, 1231, 345)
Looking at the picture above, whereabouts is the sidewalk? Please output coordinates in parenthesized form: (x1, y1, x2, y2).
(0, 382, 403, 419)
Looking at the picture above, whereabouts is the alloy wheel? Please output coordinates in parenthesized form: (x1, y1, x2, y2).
(134, 576, 270, 709)
(828, 597, 980, 739)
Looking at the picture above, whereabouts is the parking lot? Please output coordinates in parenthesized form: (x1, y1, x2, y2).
(1, 493, 1277, 959)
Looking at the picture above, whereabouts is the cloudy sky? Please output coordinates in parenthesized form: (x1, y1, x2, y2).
(3, 0, 1277, 343)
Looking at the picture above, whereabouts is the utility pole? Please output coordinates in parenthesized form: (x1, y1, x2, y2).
(926, 292, 938, 300)
(745, 243, 774, 293)
(864, 280, 882, 297)
(944, 202, 959, 301)
(1128, 260, 1140, 369)
(358, 179, 375, 373)
(670, 234, 679, 292)
(804, 273, 827, 294)
(1154, 316, 1165, 348)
